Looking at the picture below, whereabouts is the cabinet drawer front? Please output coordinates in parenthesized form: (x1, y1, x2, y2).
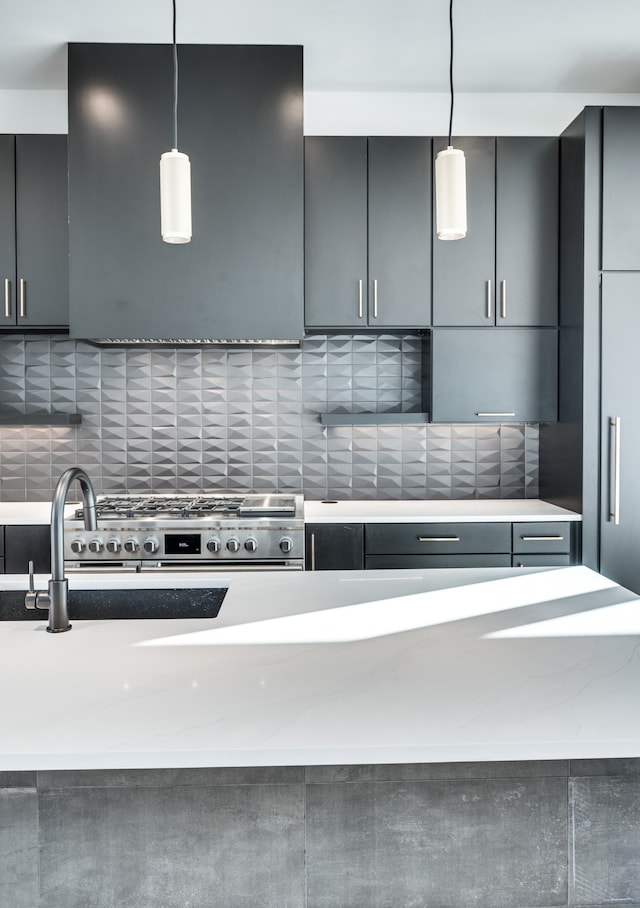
(365, 523, 510, 554)
(512, 522, 571, 553)
(366, 553, 512, 569)
(512, 554, 571, 567)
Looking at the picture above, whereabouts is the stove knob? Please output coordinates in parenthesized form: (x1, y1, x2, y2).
(143, 537, 160, 554)
(227, 537, 240, 553)
(88, 537, 104, 554)
(244, 537, 258, 553)
(279, 537, 293, 553)
(124, 537, 139, 554)
(207, 537, 221, 553)
(70, 538, 86, 554)
(106, 538, 122, 554)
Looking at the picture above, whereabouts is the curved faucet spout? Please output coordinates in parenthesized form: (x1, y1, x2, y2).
(51, 467, 97, 583)
(25, 467, 97, 633)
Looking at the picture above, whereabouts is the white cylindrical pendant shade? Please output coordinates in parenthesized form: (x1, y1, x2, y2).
(160, 148, 192, 244)
(435, 145, 467, 240)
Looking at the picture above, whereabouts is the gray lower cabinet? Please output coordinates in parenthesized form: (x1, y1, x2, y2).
(0, 135, 68, 329)
(3, 525, 50, 574)
(429, 327, 558, 423)
(304, 136, 431, 329)
(305, 523, 364, 571)
(307, 520, 577, 571)
(599, 273, 640, 593)
(68, 44, 303, 340)
(432, 136, 558, 328)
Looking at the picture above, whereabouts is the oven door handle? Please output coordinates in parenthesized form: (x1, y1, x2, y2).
(64, 561, 141, 573)
(139, 560, 305, 572)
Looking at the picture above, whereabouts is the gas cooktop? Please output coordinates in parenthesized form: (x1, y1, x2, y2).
(73, 493, 300, 521)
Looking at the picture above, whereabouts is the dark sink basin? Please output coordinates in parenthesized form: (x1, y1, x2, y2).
(0, 587, 227, 620)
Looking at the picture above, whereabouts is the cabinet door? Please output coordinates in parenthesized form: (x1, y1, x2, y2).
(0, 136, 16, 327)
(430, 328, 558, 423)
(305, 523, 364, 571)
(69, 44, 303, 340)
(304, 137, 368, 328)
(367, 137, 431, 327)
(496, 138, 558, 326)
(15, 135, 68, 327)
(4, 525, 50, 574)
(432, 137, 496, 327)
(600, 273, 640, 593)
(366, 522, 510, 554)
(602, 108, 640, 271)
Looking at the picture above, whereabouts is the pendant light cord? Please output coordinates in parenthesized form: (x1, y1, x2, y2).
(172, 0, 179, 149)
(448, 0, 454, 147)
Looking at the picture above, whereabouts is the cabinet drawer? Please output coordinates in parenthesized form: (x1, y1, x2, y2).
(512, 554, 571, 567)
(366, 553, 512, 569)
(365, 523, 511, 555)
(512, 522, 571, 553)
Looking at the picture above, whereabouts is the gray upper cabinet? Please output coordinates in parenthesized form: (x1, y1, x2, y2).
(602, 107, 640, 271)
(430, 327, 558, 423)
(433, 137, 558, 327)
(68, 44, 303, 340)
(304, 136, 431, 329)
(0, 135, 68, 329)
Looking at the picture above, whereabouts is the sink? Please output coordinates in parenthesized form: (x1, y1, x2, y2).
(0, 587, 227, 620)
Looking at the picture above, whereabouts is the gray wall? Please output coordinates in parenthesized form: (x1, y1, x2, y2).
(0, 333, 538, 501)
(2, 759, 639, 908)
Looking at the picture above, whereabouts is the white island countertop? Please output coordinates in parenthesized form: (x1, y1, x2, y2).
(0, 565, 636, 770)
(304, 498, 581, 523)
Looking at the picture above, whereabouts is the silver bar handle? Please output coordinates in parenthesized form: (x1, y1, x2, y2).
(475, 412, 516, 418)
(4, 278, 10, 318)
(486, 279, 492, 319)
(358, 279, 363, 319)
(310, 533, 316, 570)
(19, 278, 26, 318)
(373, 279, 378, 318)
(500, 279, 507, 318)
(610, 416, 621, 525)
(520, 535, 564, 542)
(418, 536, 461, 542)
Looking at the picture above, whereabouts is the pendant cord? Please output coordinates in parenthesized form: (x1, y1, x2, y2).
(172, 0, 178, 150)
(448, 0, 454, 147)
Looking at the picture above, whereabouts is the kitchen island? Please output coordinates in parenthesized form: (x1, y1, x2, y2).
(0, 564, 638, 770)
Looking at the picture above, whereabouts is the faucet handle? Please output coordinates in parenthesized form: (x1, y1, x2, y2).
(25, 560, 49, 611)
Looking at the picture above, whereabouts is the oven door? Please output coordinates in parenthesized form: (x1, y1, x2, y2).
(139, 559, 305, 572)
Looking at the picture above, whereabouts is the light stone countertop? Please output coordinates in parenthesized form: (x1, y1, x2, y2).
(304, 499, 581, 523)
(0, 499, 581, 525)
(0, 564, 634, 771)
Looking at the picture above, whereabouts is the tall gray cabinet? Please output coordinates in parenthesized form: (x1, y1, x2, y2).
(540, 105, 640, 592)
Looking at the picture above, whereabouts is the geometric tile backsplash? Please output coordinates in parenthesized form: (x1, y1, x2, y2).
(0, 333, 538, 501)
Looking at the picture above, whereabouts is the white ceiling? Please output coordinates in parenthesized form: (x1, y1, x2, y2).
(1, 0, 640, 95)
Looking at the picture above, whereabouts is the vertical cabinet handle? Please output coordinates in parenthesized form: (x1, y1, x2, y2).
(19, 278, 26, 318)
(373, 279, 378, 318)
(486, 279, 492, 320)
(358, 279, 363, 319)
(500, 279, 507, 319)
(310, 533, 316, 571)
(609, 416, 621, 525)
(4, 278, 10, 318)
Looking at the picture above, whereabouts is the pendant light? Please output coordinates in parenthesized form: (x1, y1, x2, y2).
(435, 0, 467, 240)
(160, 0, 192, 244)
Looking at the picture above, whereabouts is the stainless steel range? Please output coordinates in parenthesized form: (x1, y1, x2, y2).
(64, 493, 305, 572)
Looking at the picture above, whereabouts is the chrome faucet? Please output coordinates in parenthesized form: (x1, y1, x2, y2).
(25, 467, 97, 633)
